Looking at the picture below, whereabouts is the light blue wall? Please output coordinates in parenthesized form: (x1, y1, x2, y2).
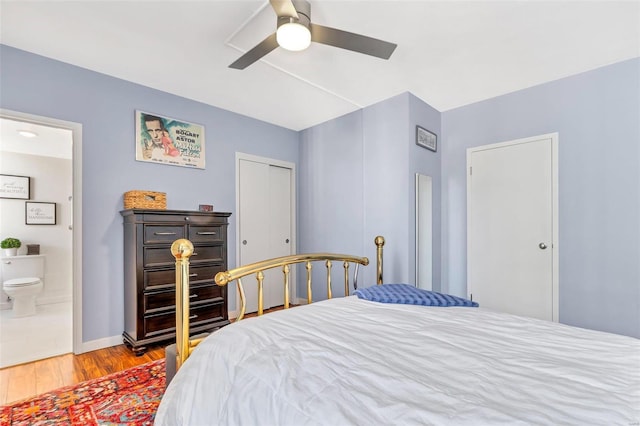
(300, 92, 443, 290)
(3, 44, 636, 341)
(0, 45, 300, 342)
(362, 94, 411, 285)
(441, 58, 640, 338)
(299, 95, 411, 290)
(298, 110, 365, 296)
(408, 93, 442, 290)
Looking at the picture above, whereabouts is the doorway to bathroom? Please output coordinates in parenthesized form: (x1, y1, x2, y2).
(0, 110, 82, 367)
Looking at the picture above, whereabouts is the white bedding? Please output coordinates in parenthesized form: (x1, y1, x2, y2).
(156, 296, 640, 425)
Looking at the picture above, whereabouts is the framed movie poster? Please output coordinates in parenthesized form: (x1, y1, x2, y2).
(135, 110, 205, 169)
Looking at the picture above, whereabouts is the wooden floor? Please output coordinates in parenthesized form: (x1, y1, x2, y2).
(0, 306, 289, 406)
(0, 343, 165, 406)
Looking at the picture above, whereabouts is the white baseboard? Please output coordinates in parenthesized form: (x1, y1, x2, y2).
(296, 297, 308, 305)
(1, 296, 71, 310)
(78, 334, 122, 354)
(228, 309, 239, 320)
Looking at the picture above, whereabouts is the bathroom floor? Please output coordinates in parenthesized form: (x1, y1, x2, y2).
(0, 301, 72, 368)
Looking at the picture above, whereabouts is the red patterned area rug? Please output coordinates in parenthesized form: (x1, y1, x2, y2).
(0, 359, 165, 425)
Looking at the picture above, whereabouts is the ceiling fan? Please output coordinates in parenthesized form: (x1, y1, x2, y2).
(229, 0, 397, 70)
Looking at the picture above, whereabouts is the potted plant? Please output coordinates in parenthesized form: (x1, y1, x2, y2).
(1, 237, 21, 257)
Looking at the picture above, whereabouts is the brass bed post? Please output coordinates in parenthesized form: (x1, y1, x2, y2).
(375, 236, 385, 285)
(343, 261, 350, 296)
(306, 261, 312, 304)
(171, 239, 194, 371)
(283, 264, 291, 309)
(326, 260, 333, 299)
(257, 271, 265, 316)
(236, 278, 246, 321)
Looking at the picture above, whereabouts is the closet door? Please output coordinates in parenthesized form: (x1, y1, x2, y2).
(238, 158, 293, 313)
(467, 134, 558, 321)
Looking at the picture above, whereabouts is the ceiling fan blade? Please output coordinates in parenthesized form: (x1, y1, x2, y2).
(310, 24, 396, 60)
(229, 33, 279, 70)
(269, 0, 299, 18)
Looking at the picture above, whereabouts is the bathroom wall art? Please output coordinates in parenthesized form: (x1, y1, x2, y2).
(0, 174, 30, 199)
(25, 201, 56, 225)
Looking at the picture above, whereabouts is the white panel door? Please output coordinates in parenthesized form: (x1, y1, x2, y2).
(467, 135, 557, 321)
(267, 165, 293, 308)
(239, 159, 269, 313)
(239, 159, 293, 313)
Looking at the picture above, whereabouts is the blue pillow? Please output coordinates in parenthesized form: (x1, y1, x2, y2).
(354, 284, 478, 307)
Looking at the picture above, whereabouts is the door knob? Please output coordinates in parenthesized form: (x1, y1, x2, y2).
(285, 239, 289, 243)
(539, 242, 547, 250)
(242, 240, 247, 245)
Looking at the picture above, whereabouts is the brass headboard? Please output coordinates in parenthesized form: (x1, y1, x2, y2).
(170, 236, 386, 370)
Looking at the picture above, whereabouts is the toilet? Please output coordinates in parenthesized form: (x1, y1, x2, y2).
(2, 255, 44, 317)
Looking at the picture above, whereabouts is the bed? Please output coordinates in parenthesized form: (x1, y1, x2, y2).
(156, 237, 640, 425)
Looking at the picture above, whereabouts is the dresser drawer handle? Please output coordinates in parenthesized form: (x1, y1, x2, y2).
(196, 231, 217, 235)
(189, 294, 198, 298)
(189, 273, 198, 278)
(192, 252, 198, 256)
(189, 314, 198, 320)
(154, 232, 177, 236)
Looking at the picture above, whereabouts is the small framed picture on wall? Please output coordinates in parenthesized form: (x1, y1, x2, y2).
(416, 126, 437, 152)
(25, 202, 56, 225)
(0, 174, 30, 199)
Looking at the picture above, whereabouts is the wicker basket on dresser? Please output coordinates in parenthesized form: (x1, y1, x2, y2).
(120, 209, 231, 355)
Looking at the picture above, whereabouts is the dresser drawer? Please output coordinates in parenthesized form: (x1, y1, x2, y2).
(189, 225, 224, 243)
(143, 302, 226, 338)
(143, 246, 176, 267)
(185, 264, 225, 284)
(144, 225, 185, 244)
(144, 264, 225, 290)
(190, 245, 224, 263)
(143, 213, 222, 225)
(144, 284, 224, 312)
(144, 244, 224, 267)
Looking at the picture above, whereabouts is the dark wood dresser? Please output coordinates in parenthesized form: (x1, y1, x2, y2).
(120, 209, 231, 355)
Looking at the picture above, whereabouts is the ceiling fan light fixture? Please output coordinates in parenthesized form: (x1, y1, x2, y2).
(276, 21, 311, 51)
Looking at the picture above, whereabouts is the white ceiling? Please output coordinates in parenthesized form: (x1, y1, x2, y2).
(0, 118, 72, 159)
(0, 1, 638, 131)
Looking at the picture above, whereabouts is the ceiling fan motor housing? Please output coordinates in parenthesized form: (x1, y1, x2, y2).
(277, 0, 310, 31)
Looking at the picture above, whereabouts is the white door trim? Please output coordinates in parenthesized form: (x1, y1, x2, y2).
(466, 132, 559, 321)
(415, 173, 432, 290)
(235, 152, 297, 314)
(1, 108, 84, 352)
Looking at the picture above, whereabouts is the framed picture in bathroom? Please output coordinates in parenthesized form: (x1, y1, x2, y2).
(25, 202, 56, 225)
(0, 174, 30, 199)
